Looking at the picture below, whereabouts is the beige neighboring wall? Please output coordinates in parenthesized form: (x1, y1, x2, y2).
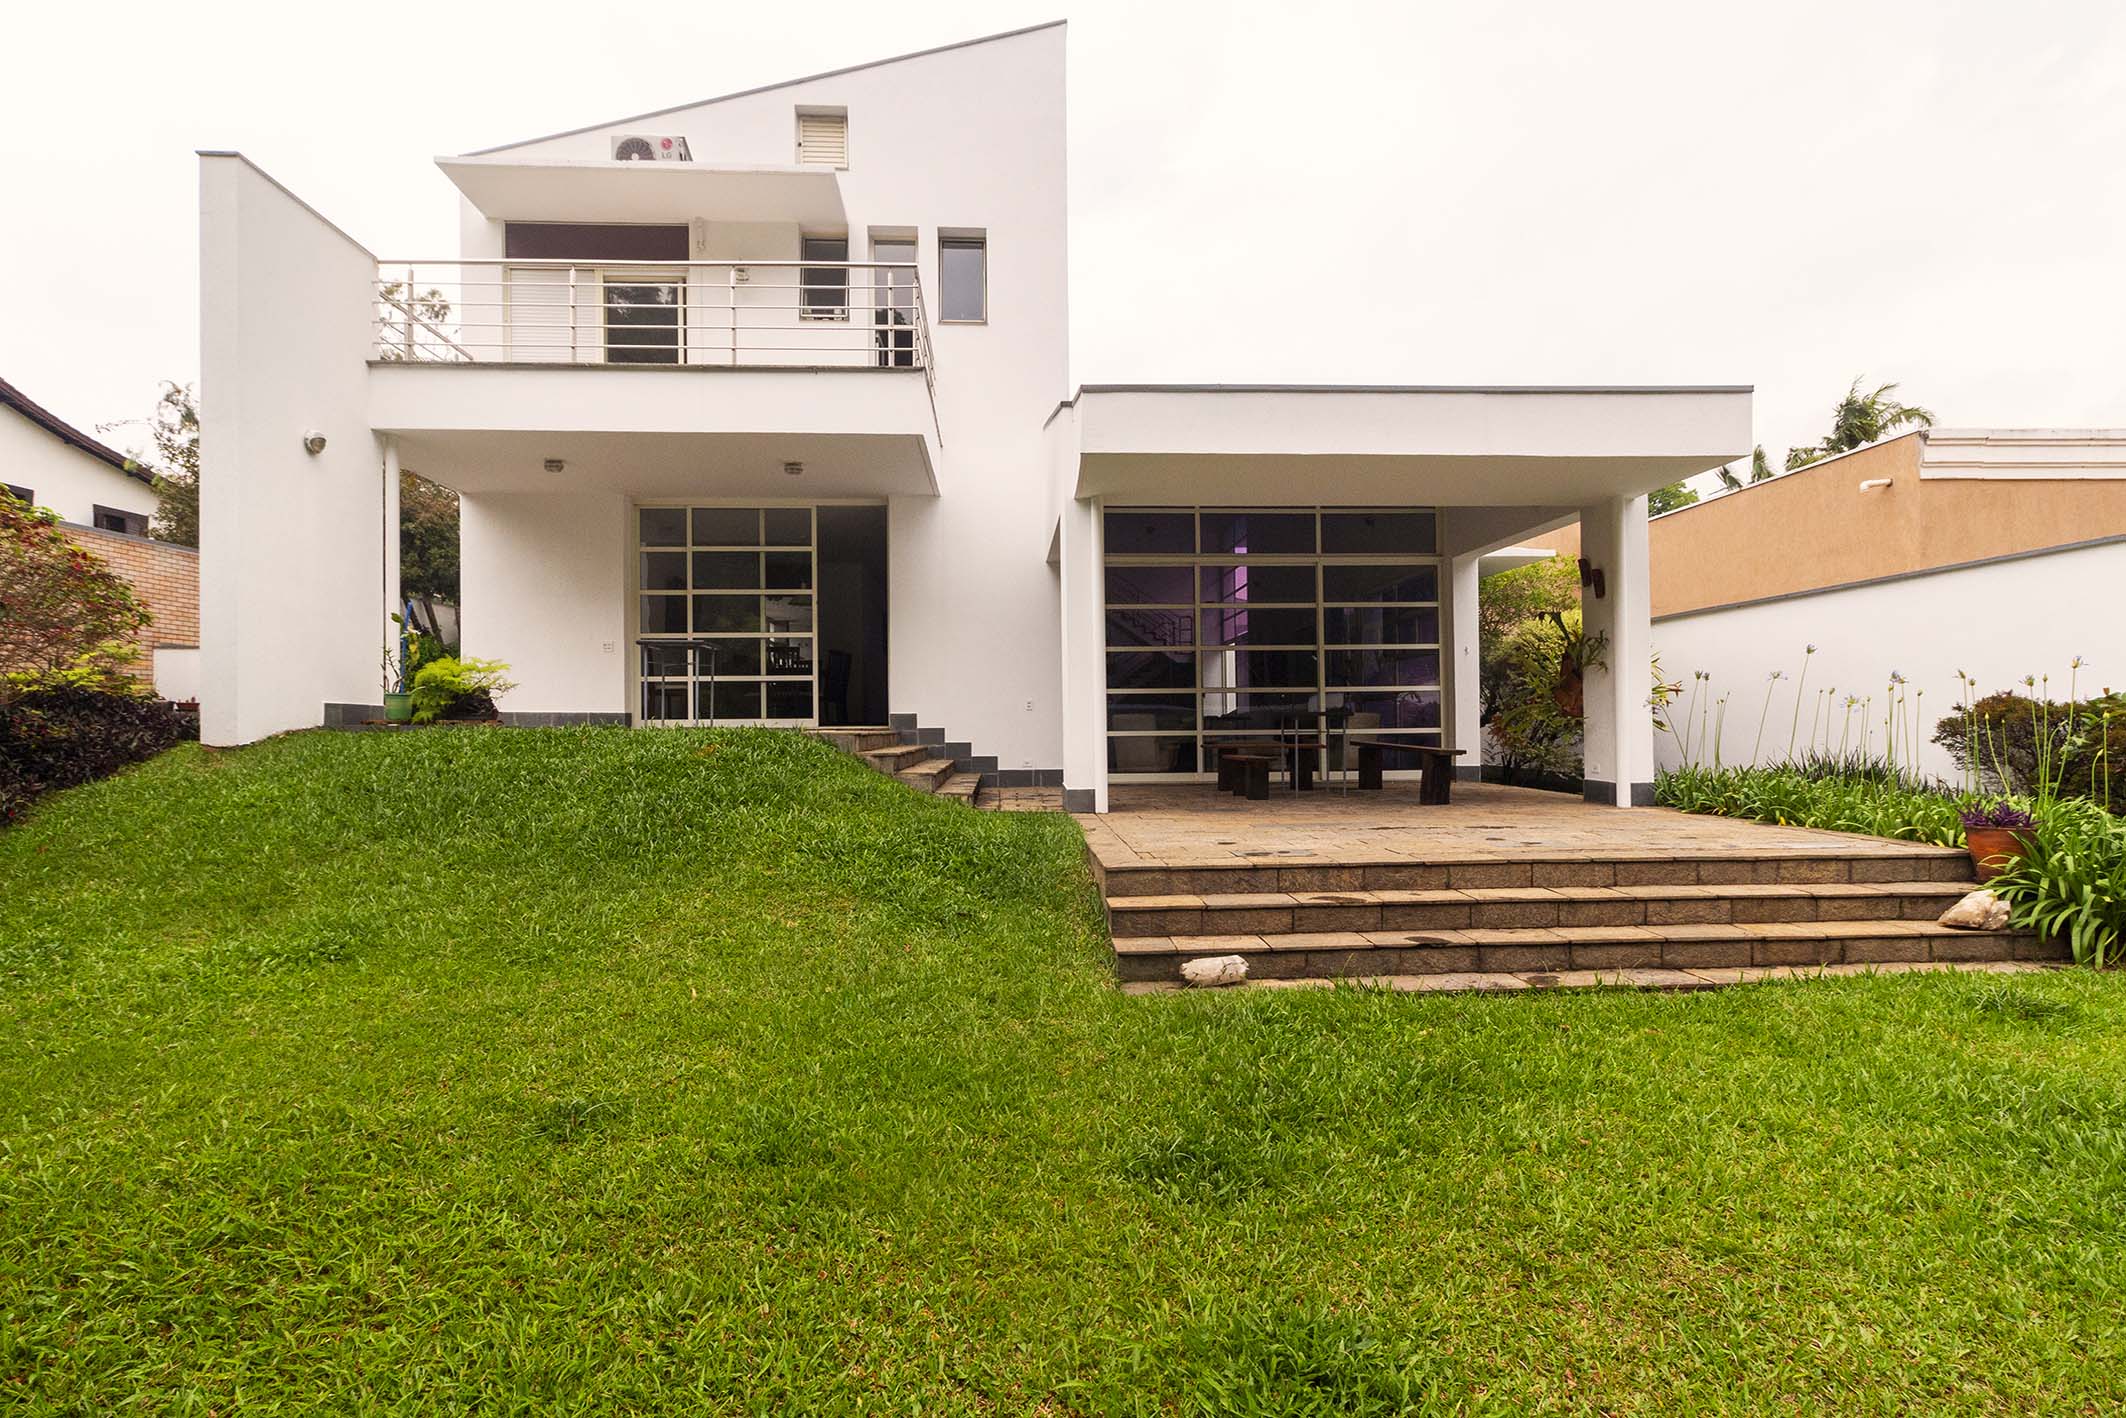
(64, 522, 201, 689)
(1520, 431, 2126, 617)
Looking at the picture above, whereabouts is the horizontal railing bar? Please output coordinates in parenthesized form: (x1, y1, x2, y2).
(378, 258, 919, 270)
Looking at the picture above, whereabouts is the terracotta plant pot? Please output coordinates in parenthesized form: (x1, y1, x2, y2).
(1965, 826, 2031, 882)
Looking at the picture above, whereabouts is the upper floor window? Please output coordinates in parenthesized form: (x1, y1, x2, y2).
(93, 505, 148, 537)
(796, 110, 847, 167)
(940, 234, 986, 324)
(801, 236, 849, 320)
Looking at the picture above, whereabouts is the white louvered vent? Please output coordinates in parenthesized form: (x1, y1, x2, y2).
(796, 111, 847, 167)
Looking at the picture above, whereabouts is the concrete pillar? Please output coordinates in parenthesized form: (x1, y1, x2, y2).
(1577, 493, 1655, 806)
(1057, 495, 1108, 813)
(1446, 551, 1482, 778)
(383, 437, 402, 679)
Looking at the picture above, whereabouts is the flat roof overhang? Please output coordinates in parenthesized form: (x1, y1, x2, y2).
(1055, 384, 1753, 506)
(436, 155, 846, 226)
(368, 363, 936, 497)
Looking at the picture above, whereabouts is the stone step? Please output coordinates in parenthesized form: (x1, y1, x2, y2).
(937, 773, 982, 805)
(1097, 849, 1973, 897)
(1106, 880, 1982, 938)
(1113, 919, 2060, 984)
(860, 743, 931, 773)
(809, 727, 904, 754)
(896, 758, 957, 793)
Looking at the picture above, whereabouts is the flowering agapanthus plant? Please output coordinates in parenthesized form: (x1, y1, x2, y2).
(1959, 801, 2037, 831)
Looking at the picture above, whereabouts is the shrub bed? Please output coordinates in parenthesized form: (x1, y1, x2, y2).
(0, 686, 197, 824)
(1658, 763, 2125, 967)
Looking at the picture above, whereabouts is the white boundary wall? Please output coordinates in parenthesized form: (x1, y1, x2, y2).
(1652, 538, 2126, 782)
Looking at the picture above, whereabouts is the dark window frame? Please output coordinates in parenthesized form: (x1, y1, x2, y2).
(92, 505, 149, 537)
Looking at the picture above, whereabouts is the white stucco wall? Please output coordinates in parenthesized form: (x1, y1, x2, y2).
(459, 490, 630, 715)
(0, 406, 159, 528)
(1652, 538, 2126, 782)
(458, 23, 1070, 769)
(199, 154, 382, 745)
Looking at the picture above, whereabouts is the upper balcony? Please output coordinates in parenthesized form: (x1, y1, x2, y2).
(366, 257, 940, 498)
(373, 257, 931, 377)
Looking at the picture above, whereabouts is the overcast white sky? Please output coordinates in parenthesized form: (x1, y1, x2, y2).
(3, 0, 2122, 483)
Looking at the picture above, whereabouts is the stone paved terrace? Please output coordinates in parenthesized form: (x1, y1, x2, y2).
(1076, 781, 1956, 873)
(1073, 782, 2050, 986)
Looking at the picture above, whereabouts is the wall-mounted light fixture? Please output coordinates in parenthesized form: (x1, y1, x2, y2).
(543, 458, 566, 474)
(1858, 478, 1893, 492)
(782, 461, 804, 478)
(302, 430, 327, 456)
(1577, 556, 1607, 600)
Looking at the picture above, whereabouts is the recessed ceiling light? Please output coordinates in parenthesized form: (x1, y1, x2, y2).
(543, 458, 566, 473)
(783, 461, 804, 477)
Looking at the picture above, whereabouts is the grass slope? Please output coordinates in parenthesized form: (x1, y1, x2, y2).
(3, 728, 2124, 1413)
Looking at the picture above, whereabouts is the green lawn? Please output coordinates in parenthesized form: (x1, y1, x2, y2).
(3, 729, 2124, 1413)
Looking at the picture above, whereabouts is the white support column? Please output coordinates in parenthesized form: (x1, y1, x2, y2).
(382, 436, 402, 677)
(1058, 495, 1108, 813)
(1447, 551, 1482, 778)
(1577, 494, 1655, 806)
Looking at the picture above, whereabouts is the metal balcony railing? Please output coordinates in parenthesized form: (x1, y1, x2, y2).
(372, 259, 935, 393)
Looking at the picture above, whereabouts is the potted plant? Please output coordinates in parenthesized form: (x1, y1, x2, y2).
(1960, 801, 2037, 881)
(381, 636, 413, 724)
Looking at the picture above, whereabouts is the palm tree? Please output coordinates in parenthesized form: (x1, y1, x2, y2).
(1715, 445, 1775, 491)
(1787, 378, 1934, 470)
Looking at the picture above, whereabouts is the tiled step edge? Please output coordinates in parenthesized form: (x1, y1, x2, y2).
(1095, 851, 1974, 896)
(1106, 881, 1983, 936)
(896, 759, 956, 793)
(1111, 922, 2063, 983)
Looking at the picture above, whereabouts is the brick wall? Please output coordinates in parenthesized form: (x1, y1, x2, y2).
(63, 523, 200, 691)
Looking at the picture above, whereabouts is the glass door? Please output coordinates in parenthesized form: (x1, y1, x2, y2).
(637, 505, 817, 725)
(603, 271, 685, 363)
(871, 238, 917, 367)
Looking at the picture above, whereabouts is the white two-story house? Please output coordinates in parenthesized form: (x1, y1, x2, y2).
(198, 20, 1748, 811)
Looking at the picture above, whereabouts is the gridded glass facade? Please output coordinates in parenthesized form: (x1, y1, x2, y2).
(1104, 507, 1442, 777)
(637, 506, 816, 724)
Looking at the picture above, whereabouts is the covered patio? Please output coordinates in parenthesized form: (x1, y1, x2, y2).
(1043, 384, 1757, 814)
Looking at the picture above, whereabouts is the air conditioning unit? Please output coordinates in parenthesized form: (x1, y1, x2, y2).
(610, 134, 692, 162)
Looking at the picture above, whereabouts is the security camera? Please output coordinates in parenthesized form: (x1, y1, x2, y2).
(302, 430, 328, 456)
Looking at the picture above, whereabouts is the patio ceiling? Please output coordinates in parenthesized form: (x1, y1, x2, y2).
(1054, 384, 1753, 505)
(436, 155, 846, 226)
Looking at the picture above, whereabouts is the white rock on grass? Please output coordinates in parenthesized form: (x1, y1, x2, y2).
(1939, 889, 2012, 931)
(1180, 954, 1248, 987)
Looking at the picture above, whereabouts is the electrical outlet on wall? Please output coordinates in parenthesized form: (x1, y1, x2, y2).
(1024, 699, 1033, 712)
(601, 642, 615, 654)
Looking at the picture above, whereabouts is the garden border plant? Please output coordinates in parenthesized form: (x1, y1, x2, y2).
(1657, 650, 2124, 968)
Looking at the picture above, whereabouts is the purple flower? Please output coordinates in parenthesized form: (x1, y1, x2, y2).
(1959, 801, 2037, 830)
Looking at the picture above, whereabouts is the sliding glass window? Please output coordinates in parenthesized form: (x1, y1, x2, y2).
(1103, 507, 1442, 777)
(637, 506, 816, 725)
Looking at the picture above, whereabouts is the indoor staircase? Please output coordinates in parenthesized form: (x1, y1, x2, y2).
(1094, 845, 2060, 985)
(811, 727, 983, 806)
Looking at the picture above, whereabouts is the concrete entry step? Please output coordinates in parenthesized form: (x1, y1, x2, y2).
(896, 758, 957, 793)
(860, 743, 931, 773)
(1097, 850, 1975, 897)
(809, 728, 904, 754)
(1112, 919, 2061, 984)
(1105, 879, 1981, 937)
(937, 773, 982, 805)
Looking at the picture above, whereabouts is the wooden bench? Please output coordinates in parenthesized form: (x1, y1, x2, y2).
(1344, 738, 1467, 803)
(1206, 738, 1328, 796)
(1212, 749, 1275, 800)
